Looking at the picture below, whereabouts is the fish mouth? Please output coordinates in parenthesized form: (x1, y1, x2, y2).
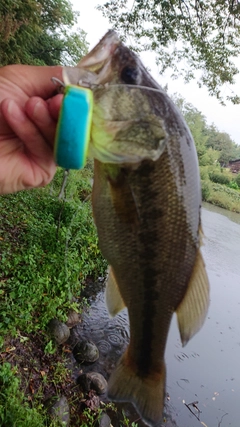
(62, 30, 168, 166)
(78, 30, 119, 72)
(63, 30, 120, 87)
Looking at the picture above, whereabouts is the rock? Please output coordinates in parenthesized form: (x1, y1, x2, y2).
(49, 319, 70, 345)
(66, 309, 80, 328)
(73, 339, 99, 363)
(48, 395, 70, 426)
(97, 413, 111, 427)
(87, 372, 108, 394)
(77, 372, 107, 395)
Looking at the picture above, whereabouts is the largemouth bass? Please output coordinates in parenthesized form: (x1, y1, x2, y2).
(63, 31, 209, 427)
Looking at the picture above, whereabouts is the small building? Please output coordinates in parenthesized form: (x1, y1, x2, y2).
(228, 159, 240, 173)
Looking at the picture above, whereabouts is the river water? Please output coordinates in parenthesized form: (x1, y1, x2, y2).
(73, 203, 240, 427)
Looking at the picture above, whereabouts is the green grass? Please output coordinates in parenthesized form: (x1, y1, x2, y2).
(0, 362, 136, 427)
(0, 163, 107, 343)
(0, 363, 47, 427)
(0, 360, 77, 427)
(0, 162, 139, 427)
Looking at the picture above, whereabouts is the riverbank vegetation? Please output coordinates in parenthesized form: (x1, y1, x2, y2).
(0, 163, 107, 343)
(0, 162, 110, 426)
(174, 95, 240, 213)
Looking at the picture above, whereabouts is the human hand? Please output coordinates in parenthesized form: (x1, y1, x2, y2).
(0, 64, 63, 194)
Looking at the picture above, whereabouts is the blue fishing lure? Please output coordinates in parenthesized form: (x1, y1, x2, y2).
(54, 85, 93, 169)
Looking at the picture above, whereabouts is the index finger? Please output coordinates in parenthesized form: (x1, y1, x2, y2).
(1, 65, 63, 100)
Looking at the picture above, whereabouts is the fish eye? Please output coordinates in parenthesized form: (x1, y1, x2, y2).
(120, 66, 139, 84)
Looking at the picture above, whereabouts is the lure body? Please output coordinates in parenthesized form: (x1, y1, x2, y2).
(54, 85, 93, 169)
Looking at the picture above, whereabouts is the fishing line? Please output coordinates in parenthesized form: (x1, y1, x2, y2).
(71, 80, 165, 95)
(52, 74, 165, 95)
(100, 83, 165, 94)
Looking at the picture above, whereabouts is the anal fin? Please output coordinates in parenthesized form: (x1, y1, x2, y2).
(176, 249, 210, 346)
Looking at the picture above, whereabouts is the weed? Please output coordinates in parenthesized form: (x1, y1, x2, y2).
(0, 166, 107, 340)
(80, 402, 117, 427)
(121, 410, 139, 427)
(0, 362, 47, 427)
(44, 340, 57, 355)
(228, 180, 239, 190)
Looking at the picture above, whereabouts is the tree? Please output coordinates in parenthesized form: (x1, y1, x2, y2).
(211, 132, 237, 164)
(231, 142, 240, 159)
(173, 93, 240, 165)
(99, 0, 240, 103)
(173, 94, 209, 164)
(0, 0, 88, 66)
(206, 124, 240, 163)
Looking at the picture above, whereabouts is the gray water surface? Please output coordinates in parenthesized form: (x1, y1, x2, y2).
(74, 204, 240, 427)
(164, 204, 240, 427)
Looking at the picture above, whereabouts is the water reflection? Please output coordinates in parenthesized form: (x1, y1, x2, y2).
(73, 204, 240, 426)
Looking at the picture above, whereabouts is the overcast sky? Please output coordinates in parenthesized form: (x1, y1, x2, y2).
(72, 0, 240, 144)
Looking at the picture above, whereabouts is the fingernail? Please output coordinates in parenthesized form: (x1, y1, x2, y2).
(33, 99, 43, 119)
(7, 100, 25, 122)
(33, 99, 51, 123)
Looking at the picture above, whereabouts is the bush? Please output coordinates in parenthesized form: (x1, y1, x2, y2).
(235, 173, 240, 188)
(201, 180, 211, 201)
(209, 171, 230, 185)
(207, 192, 232, 210)
(199, 166, 209, 181)
(228, 181, 239, 190)
(199, 152, 214, 166)
(205, 182, 240, 212)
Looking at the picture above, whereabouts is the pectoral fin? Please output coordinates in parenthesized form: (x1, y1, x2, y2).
(107, 167, 139, 224)
(105, 267, 126, 317)
(176, 249, 209, 346)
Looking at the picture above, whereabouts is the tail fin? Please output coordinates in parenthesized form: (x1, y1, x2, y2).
(108, 352, 165, 427)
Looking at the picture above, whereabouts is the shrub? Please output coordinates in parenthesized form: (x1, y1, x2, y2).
(208, 192, 231, 210)
(209, 172, 230, 185)
(201, 180, 211, 201)
(228, 181, 239, 190)
(199, 166, 209, 181)
(236, 173, 240, 188)
(205, 183, 240, 212)
(199, 152, 214, 166)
